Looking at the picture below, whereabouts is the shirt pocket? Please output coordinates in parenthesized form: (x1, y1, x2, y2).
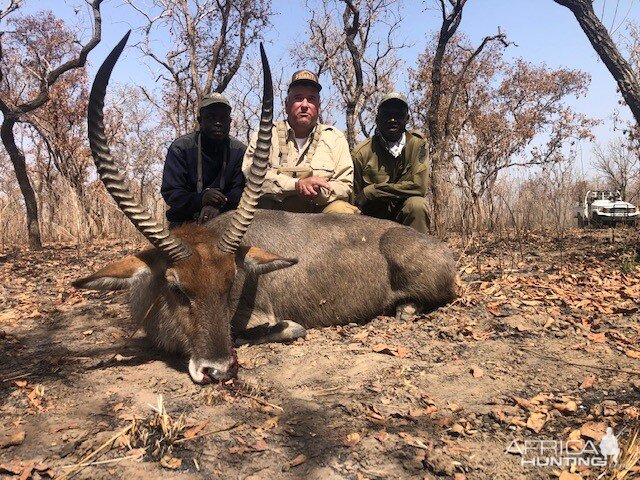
(413, 162, 429, 175)
(309, 156, 335, 179)
(362, 164, 389, 184)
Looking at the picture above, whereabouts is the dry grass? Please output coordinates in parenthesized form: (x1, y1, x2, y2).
(605, 426, 640, 480)
(226, 379, 284, 412)
(198, 379, 283, 411)
(127, 395, 188, 460)
(58, 425, 134, 480)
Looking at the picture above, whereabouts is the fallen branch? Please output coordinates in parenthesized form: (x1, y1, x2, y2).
(60, 450, 145, 469)
(57, 424, 133, 480)
(174, 422, 241, 444)
(234, 391, 284, 412)
(1, 372, 31, 382)
(221, 381, 285, 412)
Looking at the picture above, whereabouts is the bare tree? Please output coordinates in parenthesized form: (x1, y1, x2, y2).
(553, 3, 640, 253)
(553, 0, 640, 124)
(227, 62, 263, 144)
(426, 0, 466, 153)
(445, 55, 594, 234)
(420, 0, 511, 234)
(294, 0, 407, 149)
(541, 157, 577, 240)
(224, 56, 287, 144)
(593, 138, 640, 201)
(124, 0, 272, 137)
(27, 67, 90, 201)
(0, 1, 102, 249)
(0, 0, 20, 21)
(108, 85, 170, 203)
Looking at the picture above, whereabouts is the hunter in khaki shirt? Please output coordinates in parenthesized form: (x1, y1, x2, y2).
(242, 70, 356, 214)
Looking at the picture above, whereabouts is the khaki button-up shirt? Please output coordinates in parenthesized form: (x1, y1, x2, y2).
(242, 121, 353, 205)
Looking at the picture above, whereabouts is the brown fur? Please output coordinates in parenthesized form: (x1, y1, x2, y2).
(74, 211, 457, 381)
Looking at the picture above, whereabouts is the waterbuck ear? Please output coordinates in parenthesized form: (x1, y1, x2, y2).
(72, 255, 152, 291)
(236, 246, 298, 275)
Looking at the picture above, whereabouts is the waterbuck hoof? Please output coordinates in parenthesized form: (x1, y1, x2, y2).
(396, 303, 418, 322)
(282, 321, 307, 341)
(234, 321, 307, 346)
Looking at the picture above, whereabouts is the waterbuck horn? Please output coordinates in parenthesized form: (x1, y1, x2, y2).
(217, 43, 273, 254)
(88, 31, 192, 262)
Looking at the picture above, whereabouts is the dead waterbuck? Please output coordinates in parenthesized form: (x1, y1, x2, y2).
(73, 33, 457, 384)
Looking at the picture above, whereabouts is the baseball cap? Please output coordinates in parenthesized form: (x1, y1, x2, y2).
(379, 92, 409, 109)
(200, 92, 231, 109)
(288, 70, 322, 92)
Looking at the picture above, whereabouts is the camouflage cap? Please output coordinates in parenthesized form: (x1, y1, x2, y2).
(288, 69, 322, 92)
(379, 92, 409, 110)
(200, 92, 231, 110)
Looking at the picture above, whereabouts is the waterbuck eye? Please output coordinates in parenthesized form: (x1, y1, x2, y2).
(169, 283, 192, 307)
(165, 268, 193, 307)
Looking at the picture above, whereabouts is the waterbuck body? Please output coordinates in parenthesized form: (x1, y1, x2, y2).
(223, 211, 456, 330)
(75, 210, 456, 383)
(75, 34, 457, 384)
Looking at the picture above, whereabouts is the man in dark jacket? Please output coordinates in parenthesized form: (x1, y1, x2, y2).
(161, 93, 246, 227)
(352, 92, 430, 234)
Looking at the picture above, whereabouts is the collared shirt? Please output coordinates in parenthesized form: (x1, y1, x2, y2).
(376, 130, 406, 158)
(294, 137, 306, 150)
(352, 130, 430, 203)
(161, 132, 246, 223)
(242, 120, 353, 205)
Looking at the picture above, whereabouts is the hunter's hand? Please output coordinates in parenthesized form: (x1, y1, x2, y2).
(198, 206, 220, 224)
(202, 188, 227, 208)
(295, 177, 330, 199)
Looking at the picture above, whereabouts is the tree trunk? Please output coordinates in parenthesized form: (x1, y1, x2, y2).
(554, 0, 640, 257)
(1, 118, 42, 249)
(430, 146, 453, 235)
(471, 192, 483, 233)
(426, 1, 465, 235)
(345, 101, 357, 150)
(554, 0, 640, 123)
(342, 0, 362, 151)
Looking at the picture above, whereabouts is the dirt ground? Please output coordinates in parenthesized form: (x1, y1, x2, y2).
(1, 227, 639, 480)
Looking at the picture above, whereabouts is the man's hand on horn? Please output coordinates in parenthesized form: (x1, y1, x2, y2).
(198, 205, 220, 224)
(202, 188, 227, 207)
(199, 188, 226, 224)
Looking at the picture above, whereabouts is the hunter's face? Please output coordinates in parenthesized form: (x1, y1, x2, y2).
(199, 104, 232, 142)
(286, 85, 320, 133)
(377, 101, 409, 142)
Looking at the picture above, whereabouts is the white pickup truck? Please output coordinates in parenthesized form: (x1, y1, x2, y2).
(575, 190, 639, 227)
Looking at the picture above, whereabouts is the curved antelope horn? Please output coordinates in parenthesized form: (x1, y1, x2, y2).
(218, 43, 273, 254)
(88, 31, 191, 262)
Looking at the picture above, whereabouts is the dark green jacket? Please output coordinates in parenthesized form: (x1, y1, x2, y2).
(352, 130, 429, 202)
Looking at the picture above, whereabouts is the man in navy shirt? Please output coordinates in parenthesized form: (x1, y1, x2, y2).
(161, 93, 246, 227)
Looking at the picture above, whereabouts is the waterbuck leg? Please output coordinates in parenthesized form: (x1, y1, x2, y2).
(396, 302, 419, 322)
(235, 321, 307, 346)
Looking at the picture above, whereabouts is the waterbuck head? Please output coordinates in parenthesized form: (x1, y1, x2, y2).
(73, 32, 295, 384)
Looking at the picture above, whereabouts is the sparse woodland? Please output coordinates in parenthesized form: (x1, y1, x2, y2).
(1, 1, 640, 479)
(0, 0, 638, 248)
